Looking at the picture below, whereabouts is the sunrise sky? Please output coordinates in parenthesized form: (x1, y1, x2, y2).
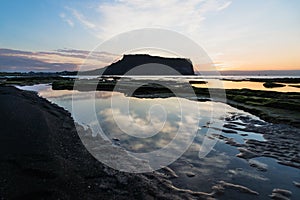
(0, 0, 299, 72)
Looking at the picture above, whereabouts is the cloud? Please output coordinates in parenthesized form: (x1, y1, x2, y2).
(59, 12, 74, 27)
(96, 0, 232, 39)
(1, 1, 234, 72)
(66, 7, 96, 29)
(217, 1, 232, 11)
(0, 53, 76, 72)
(64, 0, 232, 40)
(0, 48, 119, 72)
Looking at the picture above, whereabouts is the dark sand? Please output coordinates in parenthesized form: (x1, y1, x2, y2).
(0, 86, 215, 199)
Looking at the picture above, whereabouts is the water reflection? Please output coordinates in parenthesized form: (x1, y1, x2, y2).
(193, 80, 300, 92)
(16, 84, 261, 155)
(15, 84, 300, 199)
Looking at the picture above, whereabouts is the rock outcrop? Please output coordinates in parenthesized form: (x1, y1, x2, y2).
(87, 54, 195, 76)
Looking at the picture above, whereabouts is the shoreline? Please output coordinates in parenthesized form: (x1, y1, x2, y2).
(1, 85, 299, 199)
(0, 86, 216, 199)
(51, 78, 300, 128)
(2, 75, 299, 127)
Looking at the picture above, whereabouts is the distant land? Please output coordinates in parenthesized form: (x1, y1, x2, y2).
(218, 70, 300, 76)
(82, 54, 195, 76)
(0, 52, 299, 76)
(1, 69, 300, 77)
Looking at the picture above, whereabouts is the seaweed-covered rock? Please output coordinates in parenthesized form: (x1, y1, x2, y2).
(263, 82, 285, 88)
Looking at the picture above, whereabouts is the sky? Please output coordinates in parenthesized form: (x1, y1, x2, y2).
(0, 0, 300, 72)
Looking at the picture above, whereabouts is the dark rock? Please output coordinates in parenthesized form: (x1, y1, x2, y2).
(263, 82, 285, 88)
(269, 193, 290, 200)
(185, 172, 196, 177)
(86, 54, 195, 76)
(248, 160, 268, 172)
(236, 148, 257, 159)
(112, 137, 120, 142)
(293, 181, 300, 188)
(219, 181, 259, 195)
(272, 188, 292, 197)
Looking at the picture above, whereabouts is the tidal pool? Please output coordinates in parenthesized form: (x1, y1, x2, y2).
(17, 84, 300, 199)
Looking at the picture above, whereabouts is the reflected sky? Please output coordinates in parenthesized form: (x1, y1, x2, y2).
(16, 84, 300, 198)
(16, 84, 261, 153)
(193, 79, 300, 92)
(25, 84, 257, 157)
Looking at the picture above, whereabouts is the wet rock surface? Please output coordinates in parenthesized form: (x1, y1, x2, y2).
(215, 113, 300, 170)
(270, 188, 292, 200)
(263, 82, 285, 88)
(293, 181, 300, 188)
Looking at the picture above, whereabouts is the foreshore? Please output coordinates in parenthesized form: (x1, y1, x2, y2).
(1, 79, 299, 199)
(49, 77, 300, 128)
(0, 86, 217, 199)
(0, 74, 300, 199)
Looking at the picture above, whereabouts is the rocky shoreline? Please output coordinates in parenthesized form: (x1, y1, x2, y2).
(218, 114, 300, 169)
(0, 86, 211, 199)
(1, 79, 299, 199)
(2, 75, 300, 128)
(2, 86, 267, 200)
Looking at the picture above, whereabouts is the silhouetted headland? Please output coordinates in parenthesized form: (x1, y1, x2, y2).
(83, 54, 195, 76)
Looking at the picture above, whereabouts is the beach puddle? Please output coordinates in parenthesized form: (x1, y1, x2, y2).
(17, 84, 300, 199)
(220, 131, 266, 145)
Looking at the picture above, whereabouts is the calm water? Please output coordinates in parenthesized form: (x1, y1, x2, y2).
(16, 84, 300, 199)
(192, 79, 300, 93)
(61, 75, 300, 92)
